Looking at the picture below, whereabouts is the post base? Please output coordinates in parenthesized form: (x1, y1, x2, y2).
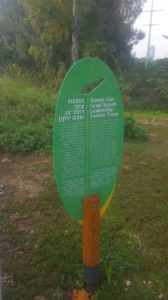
(84, 265, 100, 291)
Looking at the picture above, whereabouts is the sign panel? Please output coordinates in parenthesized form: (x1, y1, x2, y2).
(53, 57, 124, 220)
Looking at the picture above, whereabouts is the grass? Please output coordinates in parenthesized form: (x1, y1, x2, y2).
(125, 110, 168, 121)
(1, 124, 168, 299)
(0, 76, 168, 298)
(0, 76, 56, 152)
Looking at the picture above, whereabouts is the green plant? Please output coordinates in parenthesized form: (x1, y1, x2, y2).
(0, 76, 56, 152)
(54, 62, 66, 90)
(0, 123, 52, 152)
(124, 116, 148, 141)
(104, 264, 113, 284)
(127, 58, 168, 110)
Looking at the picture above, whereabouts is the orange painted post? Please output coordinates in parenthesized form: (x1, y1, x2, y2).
(82, 195, 100, 290)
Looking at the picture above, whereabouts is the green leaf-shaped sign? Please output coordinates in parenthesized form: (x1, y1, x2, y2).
(53, 58, 124, 221)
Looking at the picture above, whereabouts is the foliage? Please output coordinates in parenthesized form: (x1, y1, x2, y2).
(124, 116, 148, 141)
(0, 76, 55, 152)
(0, 0, 33, 67)
(0, 76, 149, 153)
(54, 62, 66, 90)
(125, 58, 168, 110)
(24, 0, 72, 77)
(80, 0, 145, 68)
(0, 123, 51, 152)
(0, 0, 146, 79)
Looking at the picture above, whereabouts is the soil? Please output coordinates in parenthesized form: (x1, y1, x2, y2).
(0, 152, 54, 295)
(0, 152, 53, 211)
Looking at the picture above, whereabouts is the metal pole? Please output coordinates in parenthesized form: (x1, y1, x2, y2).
(145, 0, 154, 68)
(72, 0, 79, 63)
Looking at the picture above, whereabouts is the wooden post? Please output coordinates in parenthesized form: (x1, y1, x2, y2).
(82, 195, 100, 290)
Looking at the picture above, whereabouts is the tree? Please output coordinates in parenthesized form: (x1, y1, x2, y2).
(0, 0, 33, 67)
(80, 0, 145, 69)
(24, 0, 72, 76)
(72, 0, 79, 63)
(0, 0, 146, 78)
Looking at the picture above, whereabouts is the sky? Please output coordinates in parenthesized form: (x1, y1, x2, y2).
(133, 0, 168, 59)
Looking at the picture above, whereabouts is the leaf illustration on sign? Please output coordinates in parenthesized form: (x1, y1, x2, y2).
(81, 78, 106, 94)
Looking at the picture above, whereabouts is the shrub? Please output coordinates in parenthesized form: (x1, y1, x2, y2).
(124, 116, 148, 141)
(0, 76, 55, 152)
(126, 58, 168, 110)
(0, 122, 52, 152)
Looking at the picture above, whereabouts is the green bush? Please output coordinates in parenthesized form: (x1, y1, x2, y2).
(126, 58, 168, 110)
(124, 116, 148, 141)
(0, 122, 52, 152)
(0, 76, 56, 152)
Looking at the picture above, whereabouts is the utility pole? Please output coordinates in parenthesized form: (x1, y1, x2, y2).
(145, 0, 154, 68)
(143, 0, 163, 68)
(72, 0, 79, 64)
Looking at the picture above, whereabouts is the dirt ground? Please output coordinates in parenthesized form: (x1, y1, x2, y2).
(138, 119, 168, 127)
(0, 152, 55, 296)
(0, 152, 53, 210)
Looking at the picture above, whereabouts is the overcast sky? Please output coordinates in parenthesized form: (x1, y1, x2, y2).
(133, 0, 168, 59)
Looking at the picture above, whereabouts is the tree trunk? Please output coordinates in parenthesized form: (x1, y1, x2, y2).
(0, 269, 2, 300)
(72, 0, 79, 63)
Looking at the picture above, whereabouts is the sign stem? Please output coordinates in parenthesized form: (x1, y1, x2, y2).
(82, 195, 100, 291)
